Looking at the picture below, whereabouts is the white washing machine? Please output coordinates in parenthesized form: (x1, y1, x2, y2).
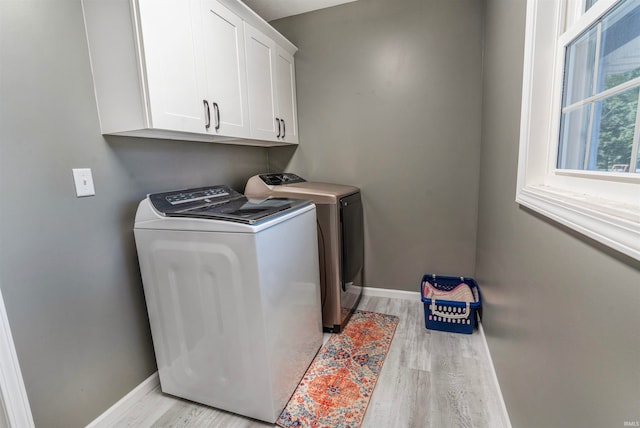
(133, 185, 323, 423)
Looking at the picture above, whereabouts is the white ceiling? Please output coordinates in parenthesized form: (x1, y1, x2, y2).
(241, 0, 357, 22)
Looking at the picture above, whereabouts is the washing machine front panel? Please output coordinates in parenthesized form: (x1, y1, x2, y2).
(134, 229, 275, 420)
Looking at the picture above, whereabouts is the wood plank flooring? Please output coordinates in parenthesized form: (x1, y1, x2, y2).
(108, 295, 509, 427)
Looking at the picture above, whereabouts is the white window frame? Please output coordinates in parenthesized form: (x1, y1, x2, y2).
(517, 0, 640, 261)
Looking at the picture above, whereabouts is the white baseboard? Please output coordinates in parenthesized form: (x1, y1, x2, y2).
(478, 321, 512, 428)
(361, 286, 421, 301)
(86, 372, 159, 428)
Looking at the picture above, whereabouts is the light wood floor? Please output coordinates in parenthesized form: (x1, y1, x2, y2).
(109, 295, 509, 427)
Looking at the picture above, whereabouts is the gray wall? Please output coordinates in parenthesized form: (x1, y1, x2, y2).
(477, 1, 640, 427)
(269, 0, 485, 290)
(0, 1, 268, 426)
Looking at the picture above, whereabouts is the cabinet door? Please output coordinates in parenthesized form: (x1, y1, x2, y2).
(137, 0, 207, 133)
(244, 23, 279, 141)
(274, 46, 298, 144)
(198, 0, 250, 138)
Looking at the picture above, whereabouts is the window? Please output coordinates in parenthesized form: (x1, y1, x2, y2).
(517, 0, 640, 261)
(558, 0, 640, 174)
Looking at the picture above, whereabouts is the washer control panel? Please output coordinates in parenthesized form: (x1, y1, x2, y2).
(259, 173, 306, 186)
(149, 185, 241, 215)
(165, 187, 230, 205)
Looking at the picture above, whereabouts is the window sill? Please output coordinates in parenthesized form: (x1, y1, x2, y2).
(516, 185, 640, 261)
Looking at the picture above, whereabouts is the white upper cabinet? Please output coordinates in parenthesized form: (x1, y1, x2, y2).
(245, 23, 298, 144)
(274, 46, 298, 144)
(197, 0, 250, 138)
(82, 0, 297, 146)
(136, 0, 207, 134)
(245, 24, 278, 141)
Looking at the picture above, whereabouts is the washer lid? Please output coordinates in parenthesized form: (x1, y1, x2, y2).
(148, 185, 311, 225)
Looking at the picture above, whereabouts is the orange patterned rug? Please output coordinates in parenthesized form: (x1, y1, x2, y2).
(276, 310, 399, 428)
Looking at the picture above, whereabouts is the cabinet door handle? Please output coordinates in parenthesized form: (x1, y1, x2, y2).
(282, 120, 285, 139)
(276, 117, 281, 138)
(213, 102, 220, 131)
(203, 100, 211, 130)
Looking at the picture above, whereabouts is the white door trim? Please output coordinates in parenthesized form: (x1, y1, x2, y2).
(0, 286, 34, 427)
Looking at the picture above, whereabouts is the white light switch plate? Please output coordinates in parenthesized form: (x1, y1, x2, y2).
(72, 168, 95, 197)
